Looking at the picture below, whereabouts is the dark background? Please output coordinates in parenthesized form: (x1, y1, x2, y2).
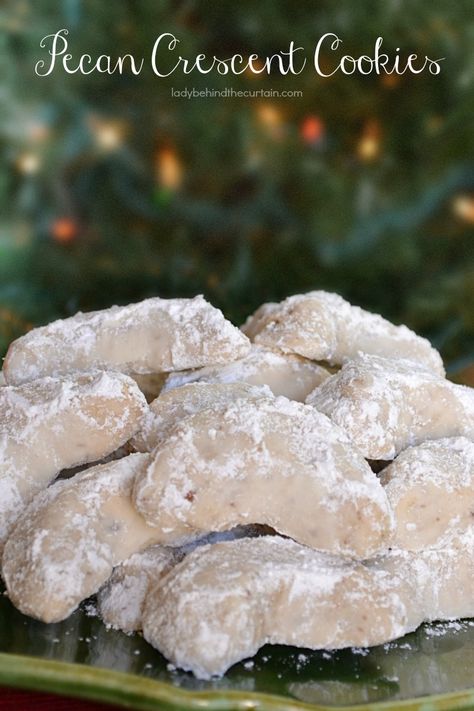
(1, 0, 474, 374)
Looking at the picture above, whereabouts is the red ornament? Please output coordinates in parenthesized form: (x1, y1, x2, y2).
(300, 115, 325, 145)
(51, 218, 78, 244)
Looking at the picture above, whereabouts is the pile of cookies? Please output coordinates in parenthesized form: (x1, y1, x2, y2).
(1, 291, 474, 680)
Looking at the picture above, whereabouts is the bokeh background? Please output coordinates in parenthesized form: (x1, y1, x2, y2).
(1, 0, 474, 375)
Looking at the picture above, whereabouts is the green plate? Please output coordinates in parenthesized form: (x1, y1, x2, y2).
(2, 593, 474, 710)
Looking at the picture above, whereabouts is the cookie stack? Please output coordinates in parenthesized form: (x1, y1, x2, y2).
(1, 291, 473, 680)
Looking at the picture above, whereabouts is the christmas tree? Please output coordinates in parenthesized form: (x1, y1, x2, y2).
(1, 0, 474, 374)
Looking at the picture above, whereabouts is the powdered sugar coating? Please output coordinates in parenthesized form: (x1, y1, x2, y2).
(380, 438, 474, 550)
(373, 528, 474, 624)
(161, 346, 330, 402)
(242, 291, 444, 375)
(307, 355, 474, 459)
(97, 525, 267, 634)
(133, 396, 393, 558)
(97, 545, 183, 634)
(143, 529, 474, 679)
(132, 382, 270, 452)
(142, 536, 417, 679)
(0, 371, 147, 549)
(2, 453, 161, 623)
(240, 302, 279, 340)
(5, 288, 474, 676)
(416, 527, 474, 621)
(3, 295, 250, 385)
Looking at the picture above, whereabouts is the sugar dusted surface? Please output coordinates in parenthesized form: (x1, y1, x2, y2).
(4, 295, 250, 384)
(3, 290, 474, 682)
(132, 381, 270, 453)
(0, 370, 147, 547)
(97, 525, 267, 634)
(142, 536, 415, 679)
(143, 528, 474, 679)
(384, 528, 474, 622)
(2, 453, 160, 623)
(380, 438, 474, 550)
(385, 437, 474, 490)
(242, 291, 444, 375)
(307, 354, 474, 459)
(133, 395, 392, 558)
(97, 545, 183, 634)
(161, 346, 329, 401)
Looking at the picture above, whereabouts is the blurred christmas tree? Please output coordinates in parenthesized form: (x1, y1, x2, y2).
(1, 0, 474, 371)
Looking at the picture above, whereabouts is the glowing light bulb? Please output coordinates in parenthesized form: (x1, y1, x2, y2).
(16, 152, 40, 174)
(51, 218, 78, 243)
(357, 120, 382, 162)
(452, 195, 474, 224)
(156, 147, 184, 191)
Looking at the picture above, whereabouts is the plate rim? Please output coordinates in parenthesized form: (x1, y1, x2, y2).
(1, 652, 474, 711)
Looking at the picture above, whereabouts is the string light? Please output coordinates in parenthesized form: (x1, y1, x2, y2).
(51, 218, 78, 244)
(380, 73, 402, 89)
(16, 152, 40, 175)
(357, 119, 382, 162)
(300, 115, 325, 146)
(256, 103, 285, 139)
(88, 115, 126, 153)
(452, 195, 474, 224)
(155, 147, 184, 191)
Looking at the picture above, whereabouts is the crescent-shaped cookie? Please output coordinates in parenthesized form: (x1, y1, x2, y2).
(162, 346, 330, 402)
(3, 295, 250, 385)
(141, 536, 420, 679)
(380, 438, 474, 550)
(307, 355, 474, 460)
(133, 396, 393, 558)
(142, 528, 474, 679)
(97, 525, 267, 633)
(132, 382, 269, 452)
(2, 453, 159, 623)
(0, 371, 147, 549)
(241, 291, 444, 375)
